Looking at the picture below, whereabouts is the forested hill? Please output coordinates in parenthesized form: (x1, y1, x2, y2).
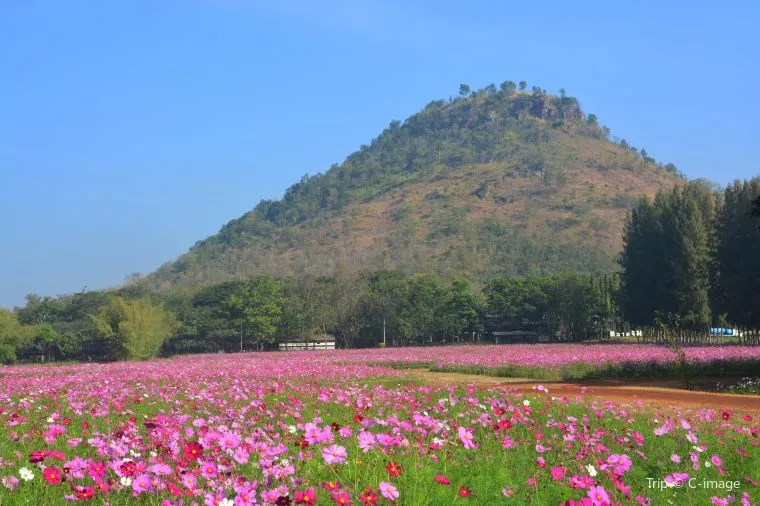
(146, 82, 682, 291)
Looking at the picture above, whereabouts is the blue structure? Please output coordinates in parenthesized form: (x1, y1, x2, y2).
(709, 327, 738, 336)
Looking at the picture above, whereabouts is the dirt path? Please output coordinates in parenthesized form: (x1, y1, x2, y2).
(408, 370, 760, 416)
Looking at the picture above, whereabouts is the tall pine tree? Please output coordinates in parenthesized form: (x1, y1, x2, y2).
(713, 178, 760, 327)
(620, 182, 714, 328)
(620, 198, 666, 326)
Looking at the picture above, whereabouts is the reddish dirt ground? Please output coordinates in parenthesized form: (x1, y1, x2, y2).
(409, 370, 760, 417)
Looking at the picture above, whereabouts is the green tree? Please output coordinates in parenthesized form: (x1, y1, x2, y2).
(36, 323, 56, 361)
(586, 113, 598, 125)
(665, 182, 714, 327)
(223, 277, 284, 351)
(0, 309, 33, 363)
(458, 83, 471, 97)
(16, 294, 63, 325)
(442, 278, 483, 341)
(500, 80, 516, 95)
(91, 297, 175, 360)
(619, 198, 667, 326)
(620, 183, 715, 328)
(329, 272, 369, 348)
(545, 273, 596, 340)
(398, 274, 446, 345)
(366, 271, 409, 346)
(713, 179, 760, 327)
(518, 80, 527, 91)
(484, 276, 549, 322)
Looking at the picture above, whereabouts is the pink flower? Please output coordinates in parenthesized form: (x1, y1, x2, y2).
(665, 473, 690, 487)
(357, 431, 376, 452)
(132, 474, 152, 494)
(458, 426, 477, 449)
(199, 461, 218, 479)
(233, 447, 250, 464)
(330, 490, 353, 505)
(711, 455, 723, 467)
(670, 454, 681, 463)
(550, 466, 565, 481)
(294, 487, 316, 504)
(606, 454, 632, 475)
(322, 444, 347, 465)
(587, 486, 610, 506)
(379, 482, 399, 502)
(711, 497, 730, 506)
(2, 476, 19, 491)
(236, 488, 257, 506)
(43, 466, 63, 485)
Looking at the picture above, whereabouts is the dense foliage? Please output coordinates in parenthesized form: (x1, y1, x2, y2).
(620, 178, 760, 329)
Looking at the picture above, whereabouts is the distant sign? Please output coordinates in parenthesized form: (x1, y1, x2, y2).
(609, 330, 643, 338)
(709, 328, 741, 337)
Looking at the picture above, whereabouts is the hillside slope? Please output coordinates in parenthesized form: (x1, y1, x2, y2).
(147, 84, 681, 291)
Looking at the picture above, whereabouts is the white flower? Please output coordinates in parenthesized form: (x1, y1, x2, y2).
(705, 461, 711, 468)
(220, 499, 235, 506)
(119, 476, 132, 487)
(150, 451, 157, 458)
(523, 400, 531, 406)
(19, 468, 34, 481)
(288, 425, 297, 434)
(586, 464, 597, 477)
(46, 417, 55, 423)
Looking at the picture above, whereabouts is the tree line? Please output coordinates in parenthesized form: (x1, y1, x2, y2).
(620, 178, 760, 329)
(2, 177, 758, 364)
(1, 271, 624, 363)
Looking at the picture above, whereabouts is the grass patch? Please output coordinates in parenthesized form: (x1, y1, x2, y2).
(426, 359, 760, 382)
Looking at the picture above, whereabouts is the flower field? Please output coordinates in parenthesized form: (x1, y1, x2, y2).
(1, 348, 759, 505)
(345, 344, 760, 380)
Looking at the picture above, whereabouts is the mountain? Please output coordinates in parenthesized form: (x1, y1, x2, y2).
(146, 83, 682, 291)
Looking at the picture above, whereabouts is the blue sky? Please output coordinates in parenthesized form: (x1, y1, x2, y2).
(1, 0, 758, 308)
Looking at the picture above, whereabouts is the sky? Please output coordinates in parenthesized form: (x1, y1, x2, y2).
(1, 0, 758, 308)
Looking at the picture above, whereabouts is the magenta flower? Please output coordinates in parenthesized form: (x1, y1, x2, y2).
(199, 461, 218, 479)
(587, 485, 610, 506)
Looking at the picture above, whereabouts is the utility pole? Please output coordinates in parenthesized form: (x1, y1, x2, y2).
(383, 316, 386, 346)
(239, 320, 243, 352)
